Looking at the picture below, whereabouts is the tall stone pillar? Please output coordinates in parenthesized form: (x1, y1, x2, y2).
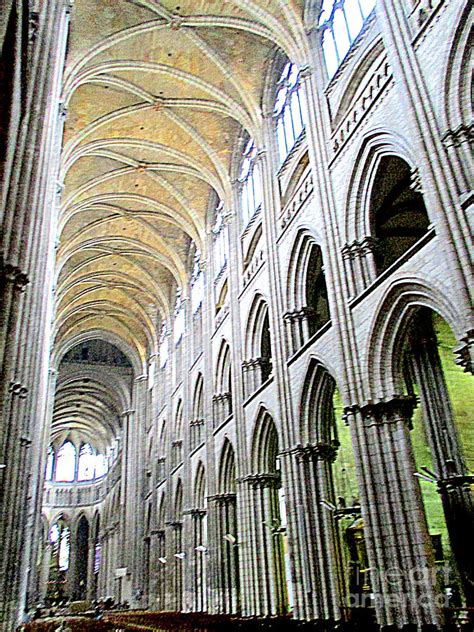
(243, 473, 287, 617)
(130, 374, 148, 605)
(409, 322, 474, 605)
(346, 397, 442, 630)
(209, 493, 239, 614)
(0, 1, 72, 628)
(283, 442, 342, 622)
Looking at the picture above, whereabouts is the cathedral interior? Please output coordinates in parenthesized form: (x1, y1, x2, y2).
(0, 0, 473, 630)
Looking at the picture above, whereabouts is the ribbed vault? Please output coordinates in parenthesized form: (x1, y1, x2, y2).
(50, 340, 133, 452)
(56, 0, 310, 363)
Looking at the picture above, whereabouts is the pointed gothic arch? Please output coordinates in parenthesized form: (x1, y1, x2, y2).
(215, 439, 240, 614)
(214, 340, 233, 427)
(243, 296, 273, 397)
(192, 461, 207, 612)
(245, 411, 288, 616)
(286, 230, 330, 353)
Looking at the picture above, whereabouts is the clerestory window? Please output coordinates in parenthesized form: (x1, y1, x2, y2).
(274, 62, 306, 164)
(55, 441, 76, 482)
(77, 442, 95, 481)
(319, 0, 376, 78)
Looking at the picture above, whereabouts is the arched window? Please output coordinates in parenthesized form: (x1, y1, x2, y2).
(55, 441, 76, 482)
(244, 297, 273, 395)
(213, 200, 228, 278)
(77, 443, 95, 481)
(319, 0, 376, 78)
(45, 445, 54, 481)
(239, 138, 262, 228)
(248, 413, 289, 615)
(274, 62, 306, 164)
(213, 340, 233, 426)
(370, 155, 430, 274)
(286, 232, 330, 354)
(217, 439, 239, 613)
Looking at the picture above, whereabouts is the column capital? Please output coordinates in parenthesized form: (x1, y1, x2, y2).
(135, 374, 147, 383)
(241, 472, 281, 489)
(208, 492, 236, 506)
(348, 396, 416, 428)
(291, 441, 339, 463)
(121, 408, 135, 417)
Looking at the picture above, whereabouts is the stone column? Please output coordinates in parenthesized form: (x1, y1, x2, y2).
(209, 493, 239, 614)
(409, 323, 474, 605)
(131, 375, 148, 605)
(243, 473, 287, 617)
(154, 530, 166, 611)
(346, 397, 442, 629)
(283, 442, 342, 622)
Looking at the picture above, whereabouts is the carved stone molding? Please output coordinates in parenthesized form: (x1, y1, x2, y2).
(208, 492, 236, 506)
(354, 396, 416, 428)
(242, 472, 281, 489)
(292, 441, 340, 463)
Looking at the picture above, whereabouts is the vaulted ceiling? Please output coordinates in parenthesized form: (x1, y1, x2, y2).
(55, 0, 311, 368)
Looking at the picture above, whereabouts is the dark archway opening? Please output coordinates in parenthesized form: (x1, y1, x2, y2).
(371, 156, 430, 274)
(305, 243, 329, 336)
(75, 516, 89, 600)
(260, 312, 272, 383)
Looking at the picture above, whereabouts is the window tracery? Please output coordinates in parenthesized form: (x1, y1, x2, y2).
(274, 62, 306, 164)
(319, 0, 376, 78)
